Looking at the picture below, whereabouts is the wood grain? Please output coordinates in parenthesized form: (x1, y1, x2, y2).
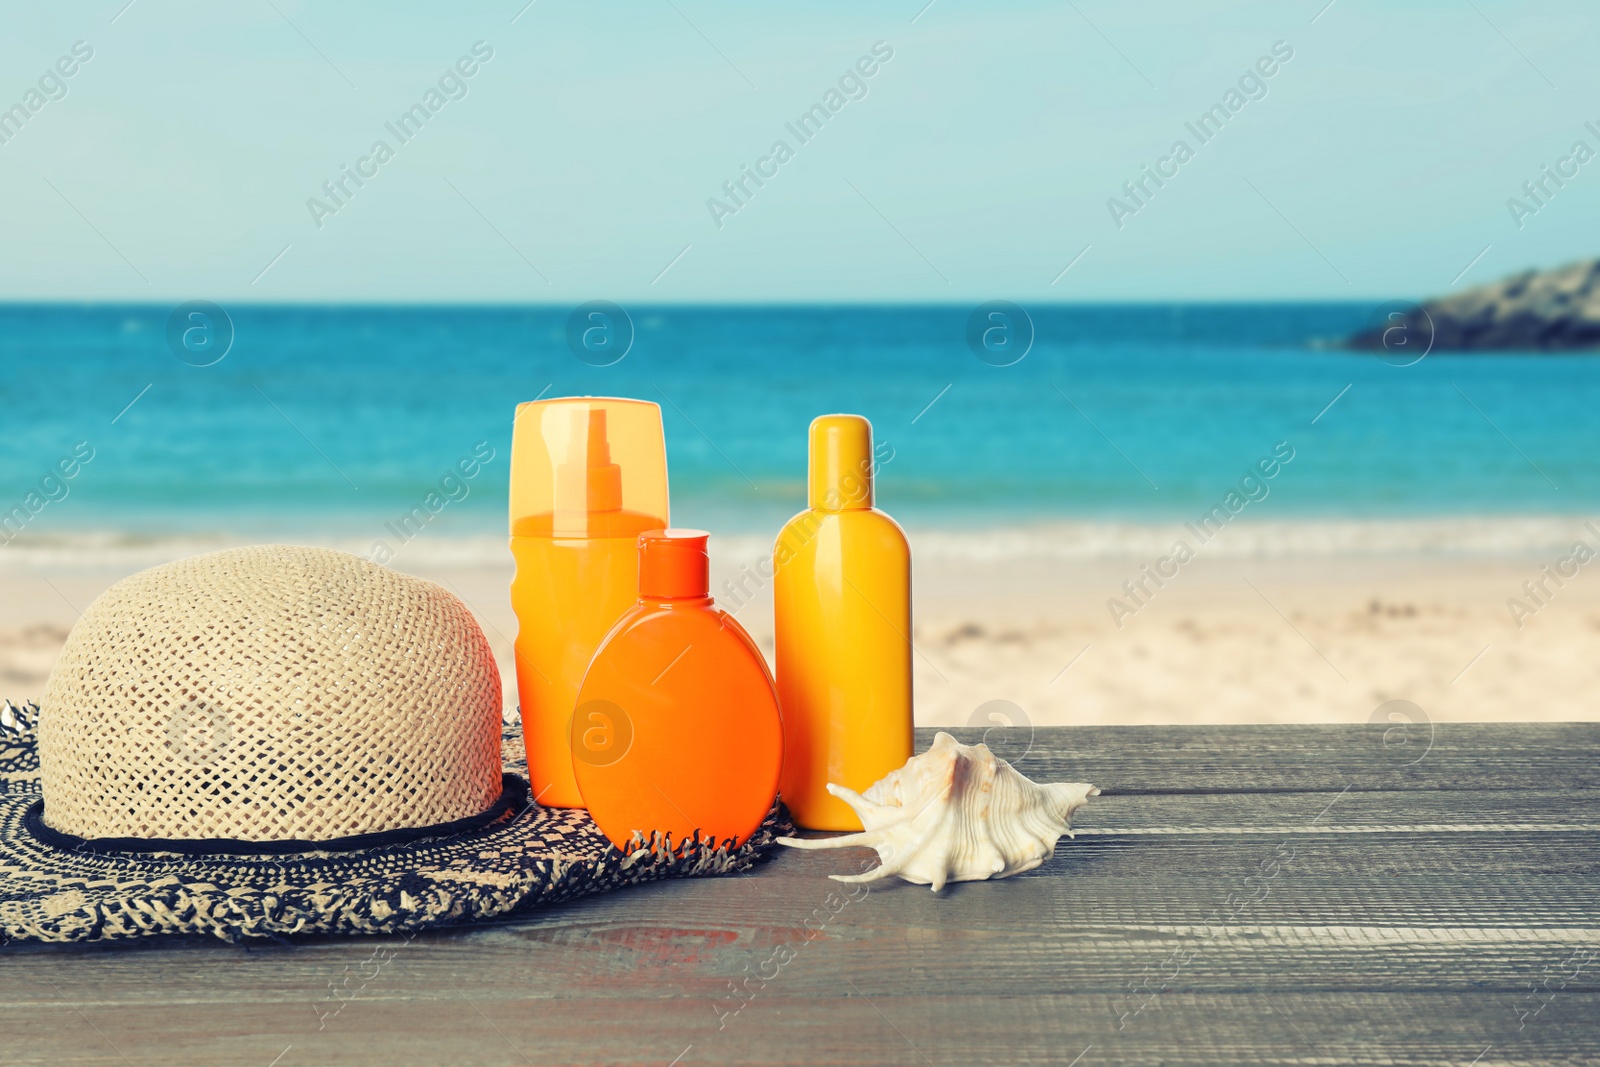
(5, 724, 1598, 1067)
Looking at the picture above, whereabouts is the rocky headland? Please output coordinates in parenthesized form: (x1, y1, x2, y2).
(1350, 258, 1600, 352)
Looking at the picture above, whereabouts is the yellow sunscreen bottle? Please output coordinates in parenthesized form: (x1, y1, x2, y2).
(510, 397, 669, 808)
(774, 414, 912, 831)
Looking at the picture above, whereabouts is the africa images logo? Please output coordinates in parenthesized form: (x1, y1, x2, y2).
(705, 41, 895, 229)
(0, 40, 94, 148)
(1105, 40, 1294, 229)
(305, 41, 495, 229)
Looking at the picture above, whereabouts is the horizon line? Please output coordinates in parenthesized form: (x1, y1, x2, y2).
(0, 297, 1405, 310)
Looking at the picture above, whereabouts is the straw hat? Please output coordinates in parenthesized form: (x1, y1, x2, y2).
(0, 545, 784, 943)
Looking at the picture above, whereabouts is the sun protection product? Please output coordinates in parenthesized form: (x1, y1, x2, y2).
(510, 397, 669, 808)
(773, 414, 912, 831)
(573, 529, 783, 849)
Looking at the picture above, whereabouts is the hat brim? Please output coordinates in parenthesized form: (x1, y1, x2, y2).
(0, 712, 790, 944)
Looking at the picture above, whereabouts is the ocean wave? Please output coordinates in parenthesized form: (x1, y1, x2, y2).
(2, 516, 1593, 571)
(902, 516, 1600, 561)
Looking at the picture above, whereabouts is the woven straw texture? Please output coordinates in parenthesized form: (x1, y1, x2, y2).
(0, 702, 791, 943)
(38, 545, 504, 842)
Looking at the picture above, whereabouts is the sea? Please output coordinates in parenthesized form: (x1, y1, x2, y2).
(1, 302, 1596, 566)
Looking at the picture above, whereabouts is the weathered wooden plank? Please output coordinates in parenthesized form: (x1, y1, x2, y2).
(13, 906, 1596, 1005)
(8, 828, 1598, 959)
(953, 722, 1600, 793)
(7, 832, 1597, 997)
(8, 989, 1599, 1066)
(27, 912, 1596, 1006)
(805, 788, 1600, 835)
(4, 724, 1596, 1067)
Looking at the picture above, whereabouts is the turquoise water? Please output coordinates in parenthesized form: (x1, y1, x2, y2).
(0, 303, 1591, 541)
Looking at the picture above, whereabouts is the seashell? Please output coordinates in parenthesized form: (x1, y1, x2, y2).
(777, 732, 1097, 891)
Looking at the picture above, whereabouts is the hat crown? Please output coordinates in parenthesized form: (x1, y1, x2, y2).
(38, 545, 503, 843)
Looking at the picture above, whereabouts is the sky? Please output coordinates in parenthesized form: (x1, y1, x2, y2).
(0, 0, 1594, 303)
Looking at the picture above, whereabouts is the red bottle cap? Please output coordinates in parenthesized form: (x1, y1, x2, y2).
(638, 529, 710, 599)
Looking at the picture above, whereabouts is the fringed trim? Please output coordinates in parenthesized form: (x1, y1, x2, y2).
(0, 702, 794, 945)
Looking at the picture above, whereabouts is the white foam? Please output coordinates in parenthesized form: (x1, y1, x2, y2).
(722, 516, 1600, 565)
(2, 515, 1593, 572)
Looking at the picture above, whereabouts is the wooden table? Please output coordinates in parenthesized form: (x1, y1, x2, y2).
(9, 724, 1599, 1067)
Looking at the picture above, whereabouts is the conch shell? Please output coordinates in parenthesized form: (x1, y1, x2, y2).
(778, 732, 1097, 891)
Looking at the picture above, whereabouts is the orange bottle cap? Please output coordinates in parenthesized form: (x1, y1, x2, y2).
(510, 397, 670, 537)
(638, 529, 709, 599)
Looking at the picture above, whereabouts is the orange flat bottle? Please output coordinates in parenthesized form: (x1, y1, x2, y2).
(573, 529, 783, 850)
(509, 398, 669, 808)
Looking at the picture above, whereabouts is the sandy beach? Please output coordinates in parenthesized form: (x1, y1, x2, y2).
(3, 518, 1594, 728)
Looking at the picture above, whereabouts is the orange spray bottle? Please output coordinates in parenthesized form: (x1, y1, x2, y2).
(509, 397, 669, 808)
(774, 414, 912, 831)
(573, 529, 783, 849)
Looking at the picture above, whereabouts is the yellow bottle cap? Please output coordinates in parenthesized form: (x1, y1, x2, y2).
(808, 414, 874, 511)
(510, 397, 670, 537)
